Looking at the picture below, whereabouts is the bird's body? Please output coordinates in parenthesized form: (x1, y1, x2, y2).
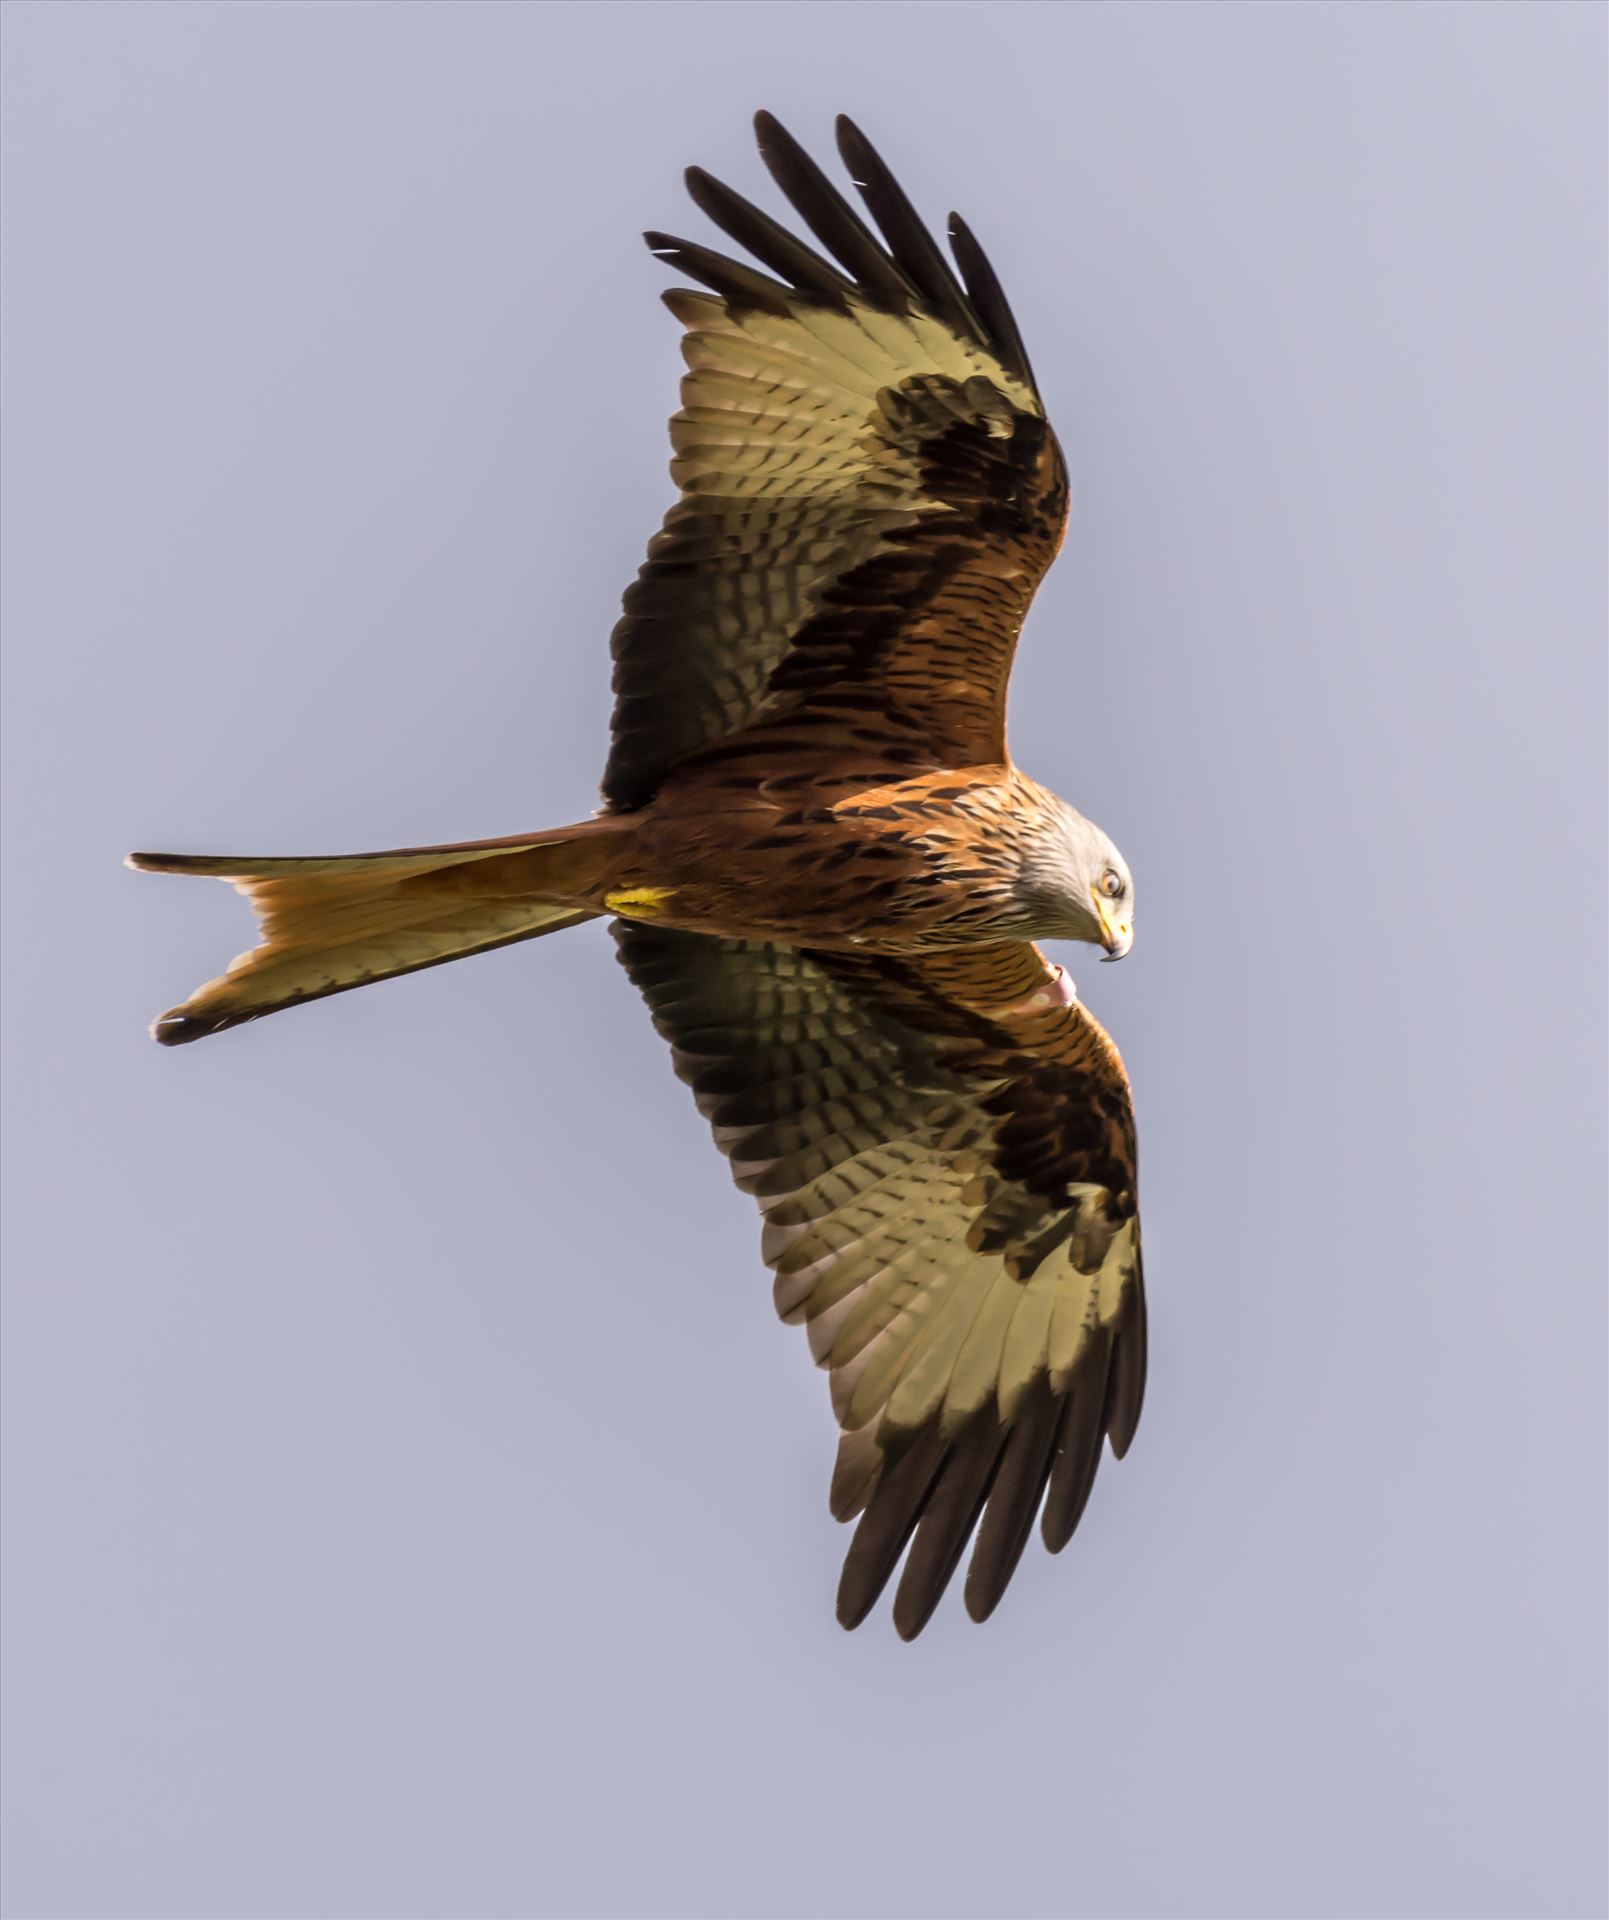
(132, 114, 1148, 1638)
(568, 760, 1107, 955)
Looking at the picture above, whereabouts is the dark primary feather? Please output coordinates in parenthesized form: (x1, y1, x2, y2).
(1042, 1335, 1113, 1552)
(963, 1375, 1063, 1623)
(891, 1414, 1006, 1639)
(946, 211, 1039, 395)
(682, 165, 856, 305)
(753, 109, 918, 310)
(836, 1427, 948, 1630)
(641, 232, 792, 313)
(1104, 1286, 1149, 1459)
(833, 116, 985, 347)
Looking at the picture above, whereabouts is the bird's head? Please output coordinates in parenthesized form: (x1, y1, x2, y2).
(1014, 799, 1134, 959)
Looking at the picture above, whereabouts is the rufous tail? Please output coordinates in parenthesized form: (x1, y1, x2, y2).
(129, 819, 629, 1045)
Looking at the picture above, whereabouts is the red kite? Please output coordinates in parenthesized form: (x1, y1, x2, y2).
(132, 114, 1145, 1638)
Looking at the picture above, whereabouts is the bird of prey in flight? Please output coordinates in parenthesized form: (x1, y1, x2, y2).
(132, 113, 1145, 1639)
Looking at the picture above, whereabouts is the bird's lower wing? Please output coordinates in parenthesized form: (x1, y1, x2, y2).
(614, 925, 1145, 1638)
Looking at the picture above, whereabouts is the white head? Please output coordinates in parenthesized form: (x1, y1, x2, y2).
(1013, 796, 1134, 957)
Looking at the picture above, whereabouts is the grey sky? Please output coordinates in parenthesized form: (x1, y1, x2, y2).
(2, 3, 1604, 1917)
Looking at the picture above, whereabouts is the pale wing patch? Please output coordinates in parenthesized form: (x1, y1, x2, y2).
(764, 1150, 1140, 1445)
(670, 294, 1038, 511)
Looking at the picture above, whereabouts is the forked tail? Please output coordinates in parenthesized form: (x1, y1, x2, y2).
(129, 819, 630, 1045)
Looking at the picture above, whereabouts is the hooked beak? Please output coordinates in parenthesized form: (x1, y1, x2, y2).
(1095, 897, 1133, 961)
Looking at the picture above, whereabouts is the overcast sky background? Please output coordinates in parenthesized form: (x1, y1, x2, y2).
(2, 4, 1605, 1917)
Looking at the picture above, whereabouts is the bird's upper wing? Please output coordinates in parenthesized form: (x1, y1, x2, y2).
(615, 924, 1144, 1638)
(602, 113, 1069, 812)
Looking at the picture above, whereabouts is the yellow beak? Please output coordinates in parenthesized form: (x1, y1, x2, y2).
(1095, 897, 1133, 959)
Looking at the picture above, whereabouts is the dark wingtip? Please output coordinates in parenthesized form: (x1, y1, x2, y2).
(642, 228, 792, 312)
(828, 116, 984, 344)
(945, 208, 1040, 395)
(962, 1577, 1006, 1626)
(832, 115, 867, 180)
(892, 1601, 931, 1643)
(832, 115, 883, 185)
(834, 1578, 875, 1633)
(750, 112, 915, 311)
(891, 1559, 949, 1641)
(1104, 1292, 1147, 1459)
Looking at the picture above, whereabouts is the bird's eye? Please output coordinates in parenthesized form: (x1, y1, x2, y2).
(1100, 869, 1123, 899)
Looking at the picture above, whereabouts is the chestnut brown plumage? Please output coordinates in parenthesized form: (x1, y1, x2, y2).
(130, 113, 1146, 1637)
